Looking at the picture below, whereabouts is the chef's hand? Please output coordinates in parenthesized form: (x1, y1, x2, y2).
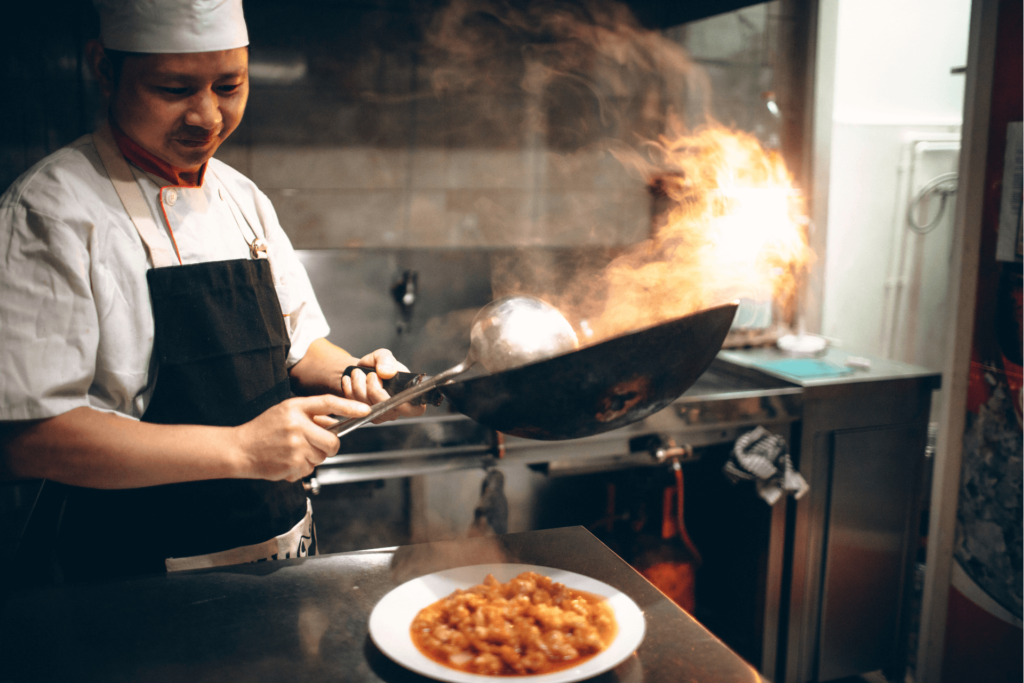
(234, 395, 369, 482)
(342, 348, 427, 423)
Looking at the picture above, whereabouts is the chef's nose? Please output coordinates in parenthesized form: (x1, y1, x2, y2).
(184, 89, 223, 131)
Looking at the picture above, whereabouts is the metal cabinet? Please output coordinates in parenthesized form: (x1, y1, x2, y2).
(818, 424, 927, 680)
(720, 350, 940, 683)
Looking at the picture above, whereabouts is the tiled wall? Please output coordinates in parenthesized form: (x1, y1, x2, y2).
(217, 144, 650, 248)
(2, 0, 786, 253)
(216, 1, 785, 249)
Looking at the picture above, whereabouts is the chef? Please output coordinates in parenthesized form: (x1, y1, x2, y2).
(0, 0, 422, 581)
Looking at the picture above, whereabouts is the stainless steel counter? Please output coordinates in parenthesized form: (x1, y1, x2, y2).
(0, 527, 762, 683)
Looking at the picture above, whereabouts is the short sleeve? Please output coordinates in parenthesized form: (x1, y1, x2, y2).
(0, 202, 99, 419)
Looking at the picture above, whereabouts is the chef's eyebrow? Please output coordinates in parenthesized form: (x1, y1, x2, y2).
(151, 67, 247, 78)
(150, 67, 248, 81)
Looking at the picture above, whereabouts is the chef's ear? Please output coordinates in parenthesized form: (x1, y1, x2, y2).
(86, 40, 116, 98)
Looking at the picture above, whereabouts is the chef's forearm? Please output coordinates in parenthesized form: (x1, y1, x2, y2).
(287, 339, 421, 421)
(288, 337, 358, 396)
(1, 407, 244, 489)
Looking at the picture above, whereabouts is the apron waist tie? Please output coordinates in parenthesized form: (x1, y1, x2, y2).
(165, 499, 315, 572)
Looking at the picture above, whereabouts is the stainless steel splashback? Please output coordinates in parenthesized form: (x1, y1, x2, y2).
(296, 246, 623, 373)
(296, 248, 493, 373)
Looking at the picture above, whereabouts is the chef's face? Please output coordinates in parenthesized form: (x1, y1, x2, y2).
(90, 43, 249, 170)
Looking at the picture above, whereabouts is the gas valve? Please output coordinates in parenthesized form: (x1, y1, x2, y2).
(392, 269, 418, 311)
(629, 434, 696, 463)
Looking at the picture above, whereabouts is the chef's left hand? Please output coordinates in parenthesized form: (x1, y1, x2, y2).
(342, 348, 426, 423)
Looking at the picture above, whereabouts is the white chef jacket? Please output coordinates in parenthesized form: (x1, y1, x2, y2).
(0, 132, 330, 422)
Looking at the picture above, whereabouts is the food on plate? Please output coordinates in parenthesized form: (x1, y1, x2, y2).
(410, 571, 617, 676)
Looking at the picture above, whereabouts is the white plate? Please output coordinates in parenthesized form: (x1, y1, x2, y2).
(368, 563, 646, 683)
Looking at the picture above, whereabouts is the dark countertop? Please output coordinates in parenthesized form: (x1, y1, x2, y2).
(0, 527, 761, 683)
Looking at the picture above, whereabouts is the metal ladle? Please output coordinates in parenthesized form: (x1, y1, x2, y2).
(328, 295, 579, 439)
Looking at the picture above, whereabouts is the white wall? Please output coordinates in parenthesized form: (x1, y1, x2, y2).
(832, 0, 971, 125)
(820, 0, 971, 365)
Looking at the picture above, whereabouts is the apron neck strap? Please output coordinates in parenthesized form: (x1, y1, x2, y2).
(207, 167, 270, 262)
(93, 122, 179, 268)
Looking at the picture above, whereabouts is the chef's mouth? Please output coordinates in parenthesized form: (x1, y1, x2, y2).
(175, 137, 217, 148)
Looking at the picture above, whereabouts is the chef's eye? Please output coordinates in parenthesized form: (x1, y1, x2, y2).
(217, 84, 241, 94)
(158, 86, 189, 95)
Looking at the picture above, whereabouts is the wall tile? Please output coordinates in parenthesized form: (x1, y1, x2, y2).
(265, 165, 651, 249)
(410, 148, 536, 190)
(267, 188, 407, 248)
(536, 189, 650, 245)
(251, 146, 409, 190)
(434, 188, 535, 247)
(404, 190, 453, 246)
(413, 94, 529, 149)
(213, 144, 251, 178)
(246, 91, 414, 147)
(543, 149, 642, 190)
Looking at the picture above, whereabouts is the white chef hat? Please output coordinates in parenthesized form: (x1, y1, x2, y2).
(94, 0, 249, 54)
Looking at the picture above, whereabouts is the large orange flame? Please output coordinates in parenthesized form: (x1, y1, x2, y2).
(576, 123, 813, 342)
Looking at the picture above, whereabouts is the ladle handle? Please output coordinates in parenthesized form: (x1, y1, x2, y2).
(327, 361, 470, 439)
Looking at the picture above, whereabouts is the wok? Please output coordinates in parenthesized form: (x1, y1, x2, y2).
(343, 301, 738, 441)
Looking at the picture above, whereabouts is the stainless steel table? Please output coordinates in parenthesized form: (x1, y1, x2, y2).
(0, 527, 761, 683)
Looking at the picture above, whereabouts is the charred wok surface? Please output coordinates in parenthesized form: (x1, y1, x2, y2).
(439, 302, 738, 440)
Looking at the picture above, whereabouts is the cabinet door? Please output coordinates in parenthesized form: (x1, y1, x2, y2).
(817, 424, 925, 681)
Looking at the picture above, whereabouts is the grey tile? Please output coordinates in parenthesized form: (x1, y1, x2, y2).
(251, 146, 409, 190)
(535, 189, 650, 246)
(542, 149, 642, 190)
(268, 188, 407, 248)
(409, 148, 535, 191)
(213, 144, 251, 178)
(433, 188, 534, 247)
(413, 94, 529, 149)
(246, 91, 414, 147)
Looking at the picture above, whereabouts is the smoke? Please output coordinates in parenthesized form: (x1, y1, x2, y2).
(390, 535, 510, 585)
(421, 0, 709, 148)
(416, 0, 810, 343)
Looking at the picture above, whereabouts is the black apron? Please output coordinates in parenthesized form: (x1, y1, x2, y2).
(57, 258, 310, 581)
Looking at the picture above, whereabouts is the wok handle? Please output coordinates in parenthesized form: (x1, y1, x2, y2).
(341, 366, 443, 406)
(328, 361, 471, 439)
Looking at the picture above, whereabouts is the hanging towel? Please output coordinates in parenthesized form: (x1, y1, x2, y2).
(724, 426, 809, 505)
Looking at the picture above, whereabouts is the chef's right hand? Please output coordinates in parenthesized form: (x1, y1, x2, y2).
(234, 395, 370, 482)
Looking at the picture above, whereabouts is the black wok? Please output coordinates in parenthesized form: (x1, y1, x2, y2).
(356, 301, 738, 441)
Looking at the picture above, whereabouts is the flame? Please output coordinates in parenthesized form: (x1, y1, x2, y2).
(579, 123, 813, 342)
(422, 0, 813, 342)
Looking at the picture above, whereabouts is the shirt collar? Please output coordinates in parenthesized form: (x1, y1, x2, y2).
(108, 118, 207, 188)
